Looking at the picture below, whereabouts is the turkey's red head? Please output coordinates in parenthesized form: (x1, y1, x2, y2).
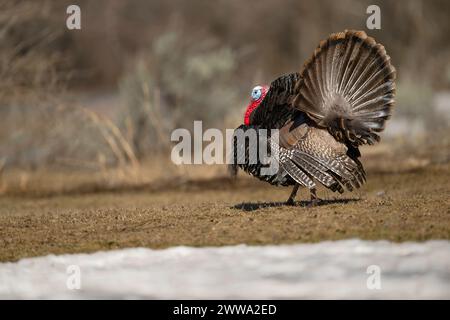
(244, 85, 269, 125)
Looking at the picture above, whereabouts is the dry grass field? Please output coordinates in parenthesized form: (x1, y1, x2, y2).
(1, 141, 449, 263)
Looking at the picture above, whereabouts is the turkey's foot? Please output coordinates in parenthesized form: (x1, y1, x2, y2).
(307, 198, 322, 207)
(286, 184, 300, 206)
(307, 188, 321, 207)
(286, 198, 296, 206)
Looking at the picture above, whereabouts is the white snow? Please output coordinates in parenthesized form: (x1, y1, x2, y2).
(1, 239, 449, 299)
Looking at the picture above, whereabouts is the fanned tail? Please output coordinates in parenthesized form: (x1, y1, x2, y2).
(293, 30, 396, 146)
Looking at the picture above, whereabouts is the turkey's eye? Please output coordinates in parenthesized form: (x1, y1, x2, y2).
(251, 86, 263, 101)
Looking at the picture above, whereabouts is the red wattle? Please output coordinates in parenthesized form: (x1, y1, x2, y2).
(244, 101, 259, 126)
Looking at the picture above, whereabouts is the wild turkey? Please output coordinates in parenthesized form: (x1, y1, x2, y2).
(231, 30, 396, 205)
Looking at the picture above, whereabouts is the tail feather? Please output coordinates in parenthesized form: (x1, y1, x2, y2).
(291, 154, 335, 187)
(293, 30, 396, 146)
(280, 160, 316, 189)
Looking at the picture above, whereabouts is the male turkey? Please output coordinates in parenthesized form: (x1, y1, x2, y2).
(230, 30, 396, 205)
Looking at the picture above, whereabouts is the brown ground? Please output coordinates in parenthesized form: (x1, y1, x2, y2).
(1, 141, 449, 262)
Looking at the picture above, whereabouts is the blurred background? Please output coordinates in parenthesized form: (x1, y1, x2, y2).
(1, 0, 449, 195)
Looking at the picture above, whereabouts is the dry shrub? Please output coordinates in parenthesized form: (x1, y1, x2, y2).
(0, 1, 139, 173)
(118, 32, 240, 157)
(0, 1, 71, 102)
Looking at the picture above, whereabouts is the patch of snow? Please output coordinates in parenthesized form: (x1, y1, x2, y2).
(0, 239, 449, 299)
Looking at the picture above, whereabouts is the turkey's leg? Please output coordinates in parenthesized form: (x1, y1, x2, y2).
(286, 184, 300, 206)
(308, 188, 321, 207)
